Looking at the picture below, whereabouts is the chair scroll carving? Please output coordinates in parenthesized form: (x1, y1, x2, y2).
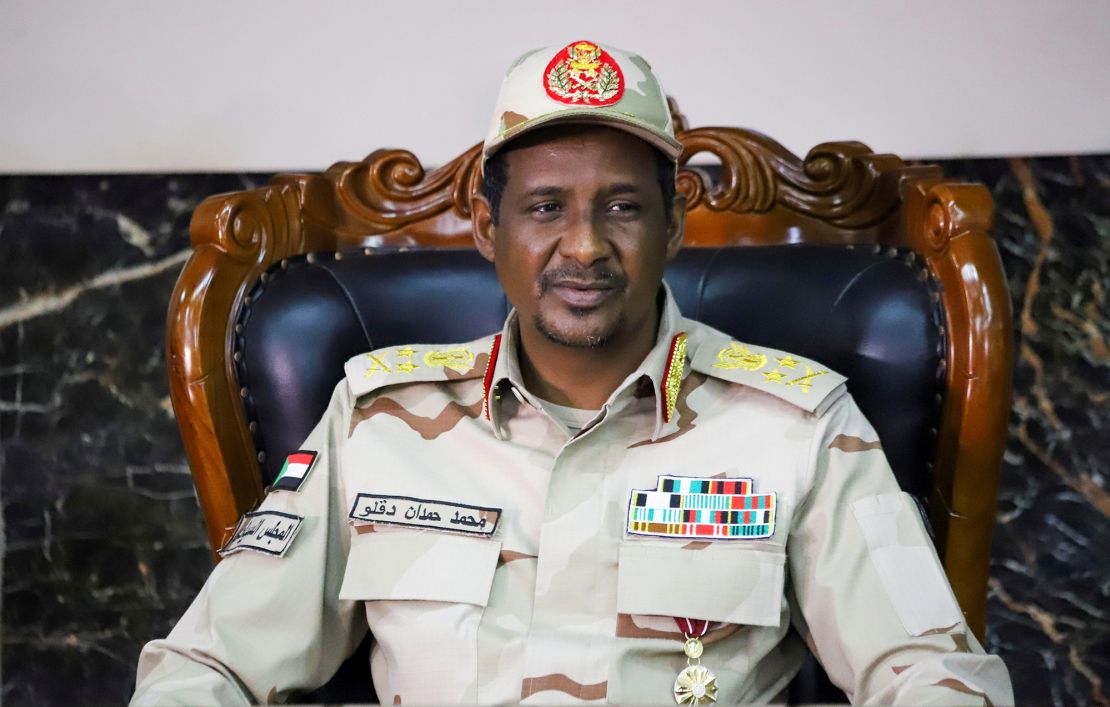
(194, 180, 307, 263)
(677, 131, 906, 227)
(320, 145, 484, 233)
(294, 126, 922, 248)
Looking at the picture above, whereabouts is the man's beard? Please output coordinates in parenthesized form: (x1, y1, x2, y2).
(533, 263, 628, 348)
(533, 308, 625, 348)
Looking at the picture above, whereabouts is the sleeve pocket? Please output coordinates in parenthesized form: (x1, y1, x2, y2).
(617, 543, 784, 626)
(339, 531, 501, 606)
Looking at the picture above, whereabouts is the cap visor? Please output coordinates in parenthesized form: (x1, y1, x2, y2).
(484, 109, 683, 163)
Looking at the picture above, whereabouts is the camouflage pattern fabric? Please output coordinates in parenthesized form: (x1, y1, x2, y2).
(131, 289, 1013, 705)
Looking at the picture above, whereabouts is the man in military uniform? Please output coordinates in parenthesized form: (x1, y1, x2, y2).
(132, 41, 1013, 705)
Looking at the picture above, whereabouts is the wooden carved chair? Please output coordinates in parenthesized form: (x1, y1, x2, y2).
(166, 102, 1013, 701)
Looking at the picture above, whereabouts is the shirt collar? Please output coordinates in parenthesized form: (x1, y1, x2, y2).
(484, 283, 690, 441)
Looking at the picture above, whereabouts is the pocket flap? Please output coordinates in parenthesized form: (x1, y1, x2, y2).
(617, 543, 784, 627)
(340, 531, 501, 606)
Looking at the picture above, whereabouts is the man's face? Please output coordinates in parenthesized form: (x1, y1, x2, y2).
(474, 126, 684, 350)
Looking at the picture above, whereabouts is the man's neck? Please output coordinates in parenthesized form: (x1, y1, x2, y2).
(516, 313, 660, 411)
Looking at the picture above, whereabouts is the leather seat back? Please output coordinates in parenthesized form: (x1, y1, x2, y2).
(236, 245, 942, 500)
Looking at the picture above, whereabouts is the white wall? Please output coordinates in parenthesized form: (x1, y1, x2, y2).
(2, 0, 1108, 173)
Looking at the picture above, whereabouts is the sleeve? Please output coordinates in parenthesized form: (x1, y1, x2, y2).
(786, 392, 1014, 706)
(130, 381, 367, 706)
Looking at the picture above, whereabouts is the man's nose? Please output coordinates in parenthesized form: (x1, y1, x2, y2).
(557, 211, 612, 265)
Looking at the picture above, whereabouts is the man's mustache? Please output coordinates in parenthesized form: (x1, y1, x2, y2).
(539, 265, 628, 294)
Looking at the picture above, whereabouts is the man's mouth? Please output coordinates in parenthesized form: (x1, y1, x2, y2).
(548, 279, 617, 308)
(539, 265, 628, 309)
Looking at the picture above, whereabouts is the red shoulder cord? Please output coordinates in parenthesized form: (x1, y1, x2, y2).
(482, 334, 503, 421)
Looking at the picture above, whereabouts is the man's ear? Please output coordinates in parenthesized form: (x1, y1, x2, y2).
(664, 192, 687, 260)
(472, 195, 497, 263)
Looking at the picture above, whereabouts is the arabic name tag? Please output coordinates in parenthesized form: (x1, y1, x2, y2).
(348, 493, 501, 537)
(219, 510, 305, 558)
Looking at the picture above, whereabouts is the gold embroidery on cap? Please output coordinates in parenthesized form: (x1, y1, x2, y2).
(544, 41, 624, 106)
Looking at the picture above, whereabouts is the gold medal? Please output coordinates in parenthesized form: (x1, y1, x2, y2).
(673, 621, 717, 704)
(683, 636, 704, 660)
(674, 664, 718, 704)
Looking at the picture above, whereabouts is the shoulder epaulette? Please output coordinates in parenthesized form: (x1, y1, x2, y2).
(345, 334, 498, 399)
(689, 331, 847, 416)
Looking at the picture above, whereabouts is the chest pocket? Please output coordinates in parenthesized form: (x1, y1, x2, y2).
(339, 530, 502, 704)
(617, 542, 785, 626)
(340, 530, 502, 605)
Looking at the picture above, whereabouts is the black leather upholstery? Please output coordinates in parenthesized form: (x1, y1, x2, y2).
(238, 245, 943, 496)
(234, 244, 944, 703)
(237, 250, 510, 480)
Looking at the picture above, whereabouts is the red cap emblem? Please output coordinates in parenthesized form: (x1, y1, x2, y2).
(544, 41, 624, 107)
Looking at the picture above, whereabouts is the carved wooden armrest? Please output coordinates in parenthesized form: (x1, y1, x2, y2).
(901, 178, 1014, 635)
(167, 180, 312, 552)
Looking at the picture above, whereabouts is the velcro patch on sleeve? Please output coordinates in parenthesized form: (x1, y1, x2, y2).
(348, 493, 500, 537)
(219, 510, 304, 558)
(851, 492, 964, 635)
(271, 450, 318, 492)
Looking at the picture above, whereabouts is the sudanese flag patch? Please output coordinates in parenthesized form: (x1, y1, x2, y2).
(271, 450, 318, 492)
(544, 40, 624, 107)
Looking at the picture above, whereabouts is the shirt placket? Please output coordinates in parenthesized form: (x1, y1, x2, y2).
(517, 392, 643, 703)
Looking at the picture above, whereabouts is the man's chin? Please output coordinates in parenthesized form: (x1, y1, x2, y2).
(533, 311, 621, 349)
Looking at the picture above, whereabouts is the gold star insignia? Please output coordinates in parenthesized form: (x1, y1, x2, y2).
(776, 355, 799, 369)
(763, 370, 786, 383)
(394, 362, 418, 373)
(395, 347, 416, 359)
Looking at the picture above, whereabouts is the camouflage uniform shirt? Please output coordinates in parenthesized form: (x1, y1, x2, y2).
(132, 289, 1013, 705)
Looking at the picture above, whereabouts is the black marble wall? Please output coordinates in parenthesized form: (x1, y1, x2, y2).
(1, 157, 1107, 705)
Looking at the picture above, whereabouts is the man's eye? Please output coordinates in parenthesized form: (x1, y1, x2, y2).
(531, 202, 561, 214)
(608, 201, 640, 213)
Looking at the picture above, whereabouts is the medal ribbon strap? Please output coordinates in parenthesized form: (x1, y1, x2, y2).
(674, 617, 709, 637)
